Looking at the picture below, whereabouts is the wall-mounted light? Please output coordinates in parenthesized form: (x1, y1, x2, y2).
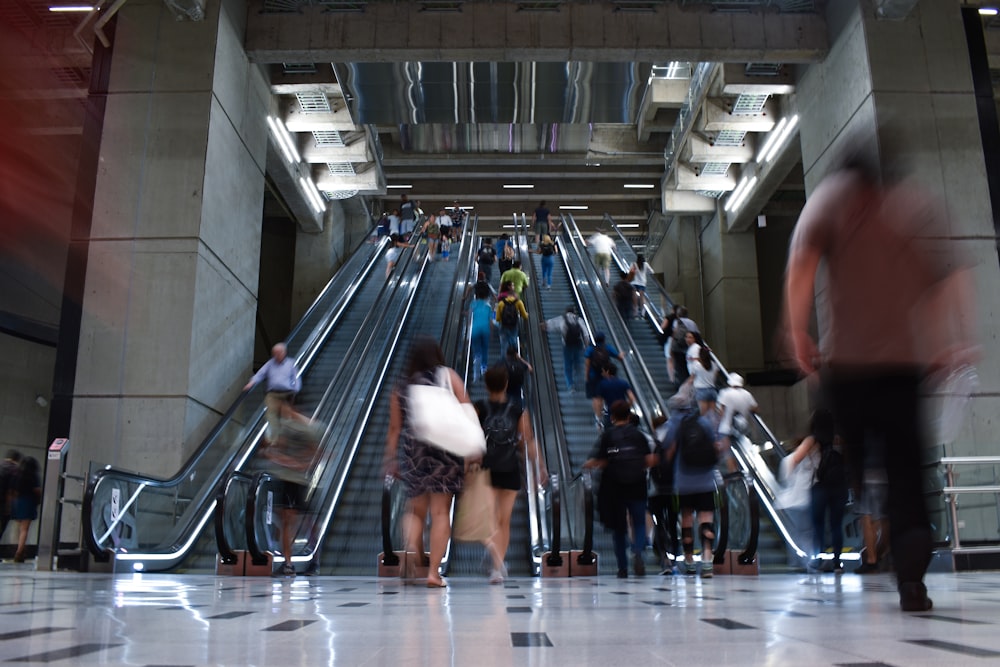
(623, 184, 655, 189)
(980, 7, 998, 16)
(617, 223, 640, 229)
(559, 205, 589, 210)
(759, 114, 799, 164)
(49, 4, 94, 10)
(266, 116, 300, 164)
(299, 176, 326, 214)
(387, 184, 413, 189)
(503, 184, 534, 189)
(724, 175, 757, 213)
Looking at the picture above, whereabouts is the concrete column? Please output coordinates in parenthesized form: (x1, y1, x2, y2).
(796, 1, 1000, 537)
(69, 0, 270, 484)
(650, 215, 702, 318)
(699, 215, 765, 373)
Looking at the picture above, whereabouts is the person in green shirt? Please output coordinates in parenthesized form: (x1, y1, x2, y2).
(499, 260, 530, 298)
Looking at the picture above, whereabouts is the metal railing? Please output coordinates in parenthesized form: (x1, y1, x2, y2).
(941, 456, 1000, 551)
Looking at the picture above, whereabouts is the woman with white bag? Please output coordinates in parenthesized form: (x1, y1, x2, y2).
(383, 337, 472, 588)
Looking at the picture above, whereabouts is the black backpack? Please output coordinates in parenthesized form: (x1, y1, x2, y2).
(605, 425, 648, 485)
(590, 344, 611, 376)
(504, 358, 527, 392)
(540, 241, 555, 257)
(649, 427, 674, 488)
(678, 411, 718, 468)
(478, 246, 496, 265)
(479, 401, 520, 473)
(815, 441, 847, 488)
(563, 314, 584, 347)
(499, 297, 520, 329)
(670, 318, 690, 354)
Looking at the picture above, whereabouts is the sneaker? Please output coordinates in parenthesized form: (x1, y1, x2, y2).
(488, 569, 505, 585)
(277, 564, 296, 577)
(616, 570, 628, 579)
(683, 561, 697, 576)
(700, 562, 714, 578)
(632, 554, 646, 577)
(855, 561, 879, 575)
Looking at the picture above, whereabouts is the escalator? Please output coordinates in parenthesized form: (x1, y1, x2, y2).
(82, 226, 415, 571)
(595, 214, 861, 570)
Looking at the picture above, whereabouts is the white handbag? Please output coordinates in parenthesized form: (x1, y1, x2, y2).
(409, 367, 486, 457)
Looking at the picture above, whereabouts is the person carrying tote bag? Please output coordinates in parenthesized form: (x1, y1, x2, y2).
(383, 337, 480, 588)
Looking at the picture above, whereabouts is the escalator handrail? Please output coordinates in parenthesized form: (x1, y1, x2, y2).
(576, 470, 596, 566)
(245, 226, 435, 565)
(83, 228, 390, 561)
(246, 471, 274, 566)
(215, 471, 253, 565)
(516, 219, 576, 557)
(603, 213, 787, 462)
(273, 228, 443, 565)
(561, 214, 666, 428)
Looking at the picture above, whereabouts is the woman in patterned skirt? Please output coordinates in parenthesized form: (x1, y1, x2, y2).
(383, 337, 468, 587)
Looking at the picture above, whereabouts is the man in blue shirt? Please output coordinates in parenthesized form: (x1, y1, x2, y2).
(244, 342, 303, 443)
(584, 332, 624, 427)
(595, 364, 636, 428)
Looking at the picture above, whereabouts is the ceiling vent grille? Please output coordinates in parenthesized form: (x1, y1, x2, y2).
(516, 1, 565, 11)
(327, 162, 356, 176)
(714, 129, 746, 147)
(744, 63, 783, 76)
(282, 63, 318, 74)
(296, 91, 331, 113)
(696, 190, 725, 199)
(314, 130, 345, 147)
(315, 0, 369, 10)
(262, 0, 304, 13)
(731, 93, 769, 115)
(700, 162, 731, 177)
(324, 189, 359, 200)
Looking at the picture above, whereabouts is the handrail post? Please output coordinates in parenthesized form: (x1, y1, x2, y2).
(946, 463, 962, 550)
(381, 476, 400, 567)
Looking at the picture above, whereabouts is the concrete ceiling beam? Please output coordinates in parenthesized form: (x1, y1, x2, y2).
(684, 134, 754, 164)
(700, 98, 778, 133)
(662, 189, 717, 214)
(245, 1, 829, 64)
(282, 105, 359, 132)
(719, 63, 795, 96)
(301, 140, 373, 163)
(674, 163, 735, 192)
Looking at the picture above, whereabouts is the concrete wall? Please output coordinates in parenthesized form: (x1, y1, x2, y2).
(68, 0, 269, 503)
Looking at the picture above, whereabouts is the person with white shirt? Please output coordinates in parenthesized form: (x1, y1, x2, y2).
(716, 373, 758, 471)
(588, 230, 616, 283)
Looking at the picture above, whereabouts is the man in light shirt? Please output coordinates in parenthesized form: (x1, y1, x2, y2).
(244, 342, 303, 443)
(588, 230, 616, 283)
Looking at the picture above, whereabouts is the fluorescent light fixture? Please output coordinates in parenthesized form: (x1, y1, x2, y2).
(980, 7, 998, 16)
(559, 205, 589, 210)
(387, 184, 413, 189)
(266, 116, 300, 164)
(299, 176, 326, 214)
(617, 223, 640, 229)
(762, 114, 799, 163)
(755, 117, 786, 163)
(724, 176, 751, 212)
(49, 4, 94, 10)
(502, 184, 534, 189)
(728, 176, 757, 213)
(623, 184, 655, 189)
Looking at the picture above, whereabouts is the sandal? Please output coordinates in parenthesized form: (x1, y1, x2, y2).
(426, 577, 447, 588)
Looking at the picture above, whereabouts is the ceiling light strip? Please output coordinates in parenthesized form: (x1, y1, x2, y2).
(299, 176, 326, 214)
(623, 184, 655, 189)
(755, 117, 787, 163)
(267, 116, 299, 164)
(503, 184, 534, 189)
(761, 114, 799, 163)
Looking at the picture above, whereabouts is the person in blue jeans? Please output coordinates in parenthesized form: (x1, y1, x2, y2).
(584, 400, 655, 578)
(536, 235, 558, 289)
(469, 282, 495, 380)
(542, 305, 585, 391)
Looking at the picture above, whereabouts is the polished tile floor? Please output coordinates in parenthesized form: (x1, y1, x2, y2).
(2, 563, 1000, 666)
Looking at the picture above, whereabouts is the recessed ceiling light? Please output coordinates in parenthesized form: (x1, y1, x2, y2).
(503, 184, 534, 189)
(623, 184, 655, 189)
